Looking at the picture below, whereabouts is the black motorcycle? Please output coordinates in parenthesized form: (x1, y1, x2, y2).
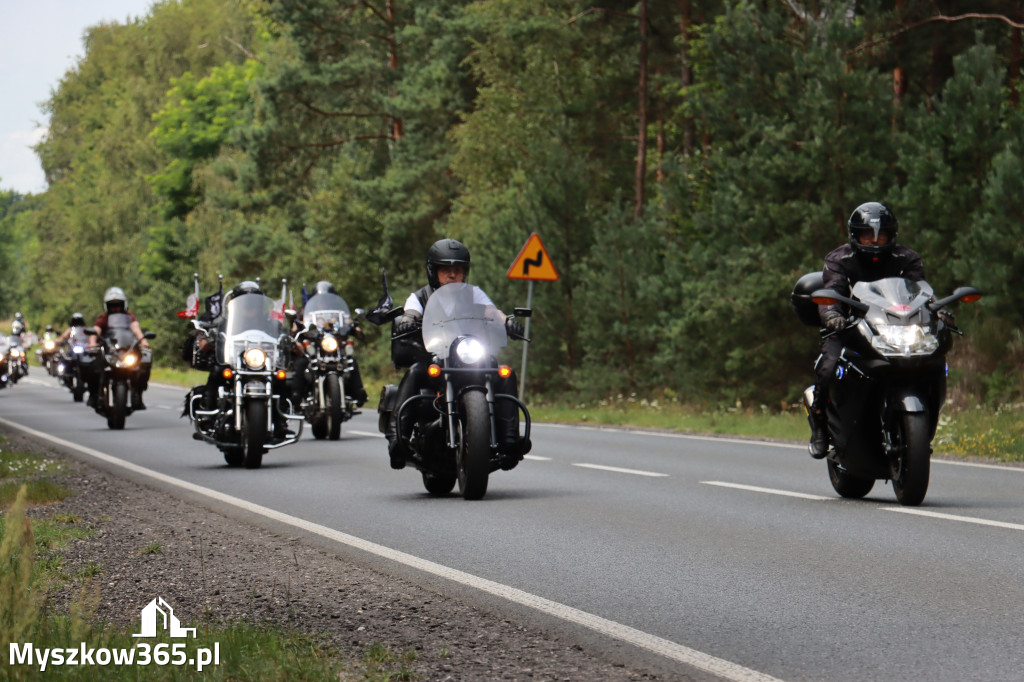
(91, 314, 155, 430)
(377, 283, 531, 500)
(0, 336, 11, 389)
(7, 335, 28, 383)
(56, 327, 99, 402)
(792, 273, 981, 506)
(295, 292, 363, 440)
(186, 292, 303, 468)
(36, 331, 60, 376)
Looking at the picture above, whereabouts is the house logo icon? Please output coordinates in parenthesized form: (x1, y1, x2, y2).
(133, 597, 197, 638)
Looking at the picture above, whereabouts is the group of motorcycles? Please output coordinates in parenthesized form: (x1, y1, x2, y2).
(182, 278, 532, 501)
(0, 333, 30, 388)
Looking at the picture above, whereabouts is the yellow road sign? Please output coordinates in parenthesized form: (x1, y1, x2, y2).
(507, 233, 559, 281)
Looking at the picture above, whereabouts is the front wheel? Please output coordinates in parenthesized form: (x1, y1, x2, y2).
(422, 472, 457, 496)
(107, 381, 128, 430)
(242, 399, 267, 469)
(325, 374, 343, 440)
(827, 459, 874, 499)
(72, 370, 85, 402)
(456, 390, 491, 500)
(891, 412, 931, 506)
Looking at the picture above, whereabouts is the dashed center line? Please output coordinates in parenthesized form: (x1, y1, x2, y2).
(702, 481, 832, 501)
(573, 463, 668, 478)
(883, 508, 1024, 532)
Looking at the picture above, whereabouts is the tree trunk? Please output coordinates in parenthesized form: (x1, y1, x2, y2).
(387, 0, 403, 140)
(680, 0, 694, 156)
(634, 0, 648, 220)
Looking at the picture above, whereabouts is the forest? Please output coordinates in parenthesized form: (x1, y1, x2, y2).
(1, 0, 1022, 408)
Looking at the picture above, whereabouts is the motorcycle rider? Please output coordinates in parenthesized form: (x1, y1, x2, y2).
(294, 280, 369, 408)
(191, 280, 294, 438)
(92, 287, 152, 410)
(808, 202, 925, 458)
(385, 238, 531, 469)
(11, 312, 26, 339)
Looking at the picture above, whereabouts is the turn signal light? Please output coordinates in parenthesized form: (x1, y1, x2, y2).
(962, 293, 982, 303)
(498, 365, 512, 379)
(275, 369, 287, 380)
(221, 368, 234, 380)
(427, 364, 442, 378)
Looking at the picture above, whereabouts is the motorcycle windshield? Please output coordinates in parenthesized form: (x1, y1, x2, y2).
(302, 292, 352, 335)
(104, 313, 136, 349)
(852, 278, 935, 324)
(421, 283, 506, 360)
(217, 294, 285, 367)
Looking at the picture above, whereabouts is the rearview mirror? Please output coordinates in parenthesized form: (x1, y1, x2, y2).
(513, 307, 532, 318)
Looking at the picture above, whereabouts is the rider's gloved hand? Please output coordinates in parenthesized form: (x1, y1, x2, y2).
(505, 318, 525, 339)
(393, 318, 419, 336)
(823, 315, 846, 333)
(938, 309, 956, 326)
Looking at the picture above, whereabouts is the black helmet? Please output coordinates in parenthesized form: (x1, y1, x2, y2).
(426, 239, 471, 289)
(227, 280, 264, 302)
(313, 281, 337, 296)
(70, 312, 85, 327)
(45, 324, 54, 332)
(848, 202, 898, 261)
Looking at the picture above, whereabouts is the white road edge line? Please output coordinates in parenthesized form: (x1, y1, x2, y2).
(573, 463, 668, 478)
(524, 455, 551, 461)
(0, 416, 783, 682)
(883, 507, 1024, 532)
(702, 481, 833, 501)
(348, 430, 384, 438)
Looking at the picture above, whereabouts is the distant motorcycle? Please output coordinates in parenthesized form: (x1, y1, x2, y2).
(0, 336, 11, 389)
(90, 314, 155, 429)
(36, 330, 60, 376)
(294, 292, 364, 440)
(6, 336, 28, 383)
(377, 283, 531, 500)
(792, 273, 981, 506)
(56, 327, 99, 402)
(186, 291, 303, 468)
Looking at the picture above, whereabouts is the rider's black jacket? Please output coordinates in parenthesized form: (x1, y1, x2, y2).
(818, 243, 925, 323)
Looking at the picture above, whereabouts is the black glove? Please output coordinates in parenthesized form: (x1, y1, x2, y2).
(505, 318, 525, 339)
(823, 315, 846, 333)
(393, 318, 420, 336)
(938, 309, 956, 326)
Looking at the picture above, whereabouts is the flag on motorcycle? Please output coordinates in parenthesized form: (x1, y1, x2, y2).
(175, 277, 200, 319)
(204, 282, 223, 320)
(270, 281, 287, 322)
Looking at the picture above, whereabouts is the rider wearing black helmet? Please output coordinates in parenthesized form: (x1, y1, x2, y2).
(385, 239, 529, 470)
(295, 280, 368, 407)
(807, 202, 926, 458)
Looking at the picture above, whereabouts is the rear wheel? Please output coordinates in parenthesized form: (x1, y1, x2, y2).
(827, 459, 874, 499)
(891, 412, 931, 506)
(107, 382, 128, 430)
(456, 390, 491, 500)
(72, 371, 85, 402)
(222, 448, 244, 467)
(242, 400, 267, 469)
(325, 374, 343, 440)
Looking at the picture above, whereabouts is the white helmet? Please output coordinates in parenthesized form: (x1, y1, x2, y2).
(103, 286, 128, 313)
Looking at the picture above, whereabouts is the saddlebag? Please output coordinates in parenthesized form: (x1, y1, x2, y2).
(791, 271, 826, 327)
(377, 384, 399, 433)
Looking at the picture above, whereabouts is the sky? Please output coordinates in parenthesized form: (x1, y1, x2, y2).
(0, 0, 157, 195)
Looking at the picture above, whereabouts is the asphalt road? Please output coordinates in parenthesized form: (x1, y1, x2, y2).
(4, 376, 1024, 681)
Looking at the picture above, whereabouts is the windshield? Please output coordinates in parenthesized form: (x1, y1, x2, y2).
(422, 283, 506, 360)
(103, 312, 136, 349)
(851, 277, 935, 324)
(302, 292, 352, 335)
(216, 294, 286, 367)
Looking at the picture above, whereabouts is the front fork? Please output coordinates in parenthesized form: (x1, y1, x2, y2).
(442, 378, 499, 450)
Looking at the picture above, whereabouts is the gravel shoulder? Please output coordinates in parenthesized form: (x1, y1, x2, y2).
(6, 425, 678, 681)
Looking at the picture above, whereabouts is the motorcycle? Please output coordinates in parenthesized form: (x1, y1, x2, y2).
(36, 331, 60, 376)
(294, 292, 363, 440)
(377, 283, 531, 500)
(0, 335, 11, 389)
(792, 272, 981, 506)
(90, 314, 155, 429)
(186, 292, 303, 468)
(56, 327, 100, 402)
(6, 335, 28, 383)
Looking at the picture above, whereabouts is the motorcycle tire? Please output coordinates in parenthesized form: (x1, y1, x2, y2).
(325, 374, 343, 440)
(456, 390, 491, 500)
(242, 400, 267, 469)
(891, 412, 931, 507)
(422, 472, 456, 496)
(310, 416, 328, 440)
(107, 382, 128, 430)
(72, 373, 85, 403)
(827, 459, 874, 499)
(221, 447, 244, 467)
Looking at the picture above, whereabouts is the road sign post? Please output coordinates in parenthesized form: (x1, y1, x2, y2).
(506, 233, 559, 401)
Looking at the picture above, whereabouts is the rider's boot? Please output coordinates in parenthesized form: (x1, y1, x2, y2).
(385, 414, 408, 470)
(807, 394, 829, 459)
(131, 387, 146, 411)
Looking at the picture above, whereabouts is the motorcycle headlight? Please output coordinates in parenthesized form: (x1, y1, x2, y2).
(454, 337, 486, 365)
(73, 345, 85, 354)
(871, 324, 939, 356)
(320, 336, 339, 353)
(120, 353, 139, 368)
(10, 349, 21, 357)
(243, 348, 267, 369)
(44, 341, 56, 351)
